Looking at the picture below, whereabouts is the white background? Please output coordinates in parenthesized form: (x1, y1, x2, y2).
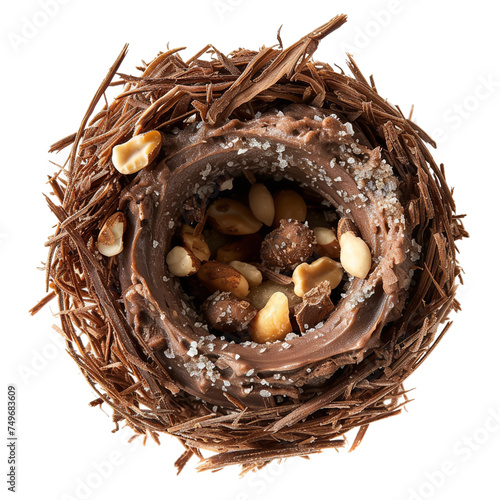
(1, 1, 499, 499)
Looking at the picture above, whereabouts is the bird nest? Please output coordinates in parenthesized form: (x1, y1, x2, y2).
(32, 15, 467, 474)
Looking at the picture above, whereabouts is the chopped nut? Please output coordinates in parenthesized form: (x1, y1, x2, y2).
(248, 183, 275, 226)
(97, 212, 127, 257)
(229, 261, 263, 288)
(111, 130, 162, 174)
(216, 233, 262, 264)
(273, 190, 307, 225)
(313, 226, 340, 258)
(181, 231, 211, 262)
(260, 219, 316, 272)
(249, 292, 293, 343)
(207, 198, 262, 235)
(166, 246, 201, 277)
(246, 281, 301, 310)
(197, 261, 249, 298)
(294, 280, 334, 333)
(339, 231, 371, 279)
(292, 256, 343, 297)
(202, 291, 257, 333)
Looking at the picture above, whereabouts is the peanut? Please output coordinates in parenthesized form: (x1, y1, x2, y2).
(313, 227, 340, 259)
(292, 257, 343, 297)
(181, 231, 210, 262)
(248, 183, 275, 226)
(112, 130, 162, 174)
(166, 246, 200, 277)
(339, 231, 371, 279)
(97, 212, 127, 257)
(229, 261, 263, 288)
(246, 281, 301, 310)
(273, 190, 307, 225)
(207, 198, 262, 235)
(197, 261, 249, 298)
(249, 292, 293, 343)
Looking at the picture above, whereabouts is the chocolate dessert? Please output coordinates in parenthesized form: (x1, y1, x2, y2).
(33, 15, 467, 473)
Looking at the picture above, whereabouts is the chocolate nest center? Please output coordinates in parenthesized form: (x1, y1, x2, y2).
(118, 104, 414, 409)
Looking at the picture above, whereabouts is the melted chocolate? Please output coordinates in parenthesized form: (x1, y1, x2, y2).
(118, 104, 414, 409)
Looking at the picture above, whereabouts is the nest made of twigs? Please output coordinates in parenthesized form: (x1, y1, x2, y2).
(32, 15, 467, 473)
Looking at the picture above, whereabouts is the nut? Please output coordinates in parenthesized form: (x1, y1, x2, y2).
(202, 291, 257, 333)
(229, 261, 263, 288)
(112, 130, 162, 175)
(248, 183, 275, 226)
(292, 256, 343, 297)
(294, 280, 334, 333)
(216, 233, 262, 264)
(313, 227, 340, 259)
(166, 246, 201, 277)
(197, 261, 250, 298)
(181, 231, 211, 262)
(248, 292, 293, 343)
(246, 281, 301, 310)
(260, 219, 316, 272)
(273, 190, 307, 225)
(97, 212, 127, 257)
(207, 198, 263, 235)
(337, 217, 359, 238)
(339, 231, 371, 279)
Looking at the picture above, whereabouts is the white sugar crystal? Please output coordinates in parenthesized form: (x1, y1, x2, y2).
(164, 348, 175, 359)
(187, 346, 198, 357)
(260, 390, 272, 397)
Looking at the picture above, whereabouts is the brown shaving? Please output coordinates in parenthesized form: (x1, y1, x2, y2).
(35, 15, 467, 474)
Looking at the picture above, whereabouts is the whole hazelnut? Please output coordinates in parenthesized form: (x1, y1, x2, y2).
(260, 219, 316, 272)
